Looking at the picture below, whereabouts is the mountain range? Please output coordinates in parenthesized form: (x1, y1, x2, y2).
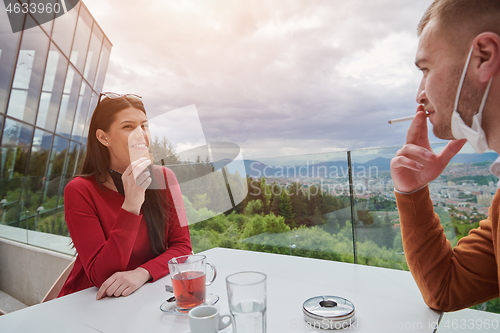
(243, 152, 499, 179)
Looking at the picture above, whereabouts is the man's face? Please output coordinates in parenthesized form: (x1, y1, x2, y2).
(415, 20, 482, 140)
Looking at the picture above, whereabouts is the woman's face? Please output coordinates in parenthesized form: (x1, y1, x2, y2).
(97, 107, 150, 173)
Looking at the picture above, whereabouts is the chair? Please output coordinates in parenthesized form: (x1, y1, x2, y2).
(41, 259, 75, 303)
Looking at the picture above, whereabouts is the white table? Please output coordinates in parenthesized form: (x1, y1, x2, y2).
(0, 248, 441, 332)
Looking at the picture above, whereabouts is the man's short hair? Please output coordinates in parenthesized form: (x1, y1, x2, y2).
(418, 0, 500, 46)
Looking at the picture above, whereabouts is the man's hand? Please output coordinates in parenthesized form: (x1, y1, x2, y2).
(96, 267, 152, 300)
(390, 106, 466, 193)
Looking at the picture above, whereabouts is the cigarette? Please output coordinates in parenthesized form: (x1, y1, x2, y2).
(388, 116, 415, 124)
(388, 113, 429, 124)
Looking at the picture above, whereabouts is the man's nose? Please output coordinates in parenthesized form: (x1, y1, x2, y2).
(416, 88, 427, 105)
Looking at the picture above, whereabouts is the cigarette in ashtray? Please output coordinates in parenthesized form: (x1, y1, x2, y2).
(388, 113, 429, 124)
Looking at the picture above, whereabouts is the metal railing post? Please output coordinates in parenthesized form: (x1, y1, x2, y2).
(347, 150, 357, 264)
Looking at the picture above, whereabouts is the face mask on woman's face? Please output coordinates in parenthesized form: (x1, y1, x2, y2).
(451, 46, 493, 153)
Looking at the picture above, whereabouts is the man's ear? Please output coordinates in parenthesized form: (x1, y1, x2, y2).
(473, 32, 500, 83)
(96, 129, 109, 146)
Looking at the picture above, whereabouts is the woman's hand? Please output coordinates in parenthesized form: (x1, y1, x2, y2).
(96, 267, 152, 300)
(121, 157, 152, 215)
(390, 106, 466, 193)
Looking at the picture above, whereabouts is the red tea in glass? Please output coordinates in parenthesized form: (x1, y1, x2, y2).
(171, 271, 206, 310)
(168, 254, 217, 312)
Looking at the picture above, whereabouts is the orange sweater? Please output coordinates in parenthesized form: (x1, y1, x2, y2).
(395, 186, 499, 312)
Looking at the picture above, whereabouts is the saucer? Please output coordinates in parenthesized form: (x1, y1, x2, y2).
(160, 293, 219, 315)
(181, 330, 232, 333)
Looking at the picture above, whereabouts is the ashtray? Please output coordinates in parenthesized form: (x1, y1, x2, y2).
(303, 295, 355, 330)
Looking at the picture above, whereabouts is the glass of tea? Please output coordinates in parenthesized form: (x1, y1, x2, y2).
(168, 254, 217, 312)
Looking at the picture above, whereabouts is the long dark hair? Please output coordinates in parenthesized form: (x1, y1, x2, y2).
(81, 96, 169, 256)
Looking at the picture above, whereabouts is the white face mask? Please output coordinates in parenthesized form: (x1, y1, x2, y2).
(451, 46, 493, 153)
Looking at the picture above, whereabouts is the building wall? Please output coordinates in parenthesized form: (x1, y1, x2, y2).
(0, 1, 111, 239)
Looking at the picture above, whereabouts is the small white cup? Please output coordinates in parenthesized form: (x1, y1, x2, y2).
(188, 305, 232, 333)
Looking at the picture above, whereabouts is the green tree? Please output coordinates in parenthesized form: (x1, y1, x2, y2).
(278, 191, 294, 225)
(244, 199, 264, 216)
(192, 193, 210, 210)
(150, 136, 180, 166)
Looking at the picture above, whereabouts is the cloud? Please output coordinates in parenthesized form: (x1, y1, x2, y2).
(83, 0, 435, 158)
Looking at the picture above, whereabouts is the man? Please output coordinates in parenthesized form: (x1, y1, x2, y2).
(390, 0, 500, 312)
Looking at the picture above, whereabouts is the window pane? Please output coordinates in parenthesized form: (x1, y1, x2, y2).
(30, 0, 78, 32)
(0, 114, 3, 174)
(75, 143, 86, 174)
(59, 173, 72, 208)
(51, 0, 79, 57)
(0, 118, 33, 179)
(81, 91, 98, 144)
(93, 38, 111, 92)
(7, 17, 50, 124)
(3, 0, 26, 33)
(70, 5, 92, 74)
(47, 136, 69, 208)
(0, 8, 22, 114)
(66, 141, 80, 177)
(39, 180, 57, 211)
(31, 0, 73, 37)
(35, 207, 67, 236)
(28, 129, 53, 177)
(56, 65, 82, 137)
(71, 82, 91, 142)
(21, 175, 45, 232)
(0, 153, 20, 221)
(38, 14, 55, 38)
(1, 177, 23, 227)
(84, 24, 103, 84)
(57, 140, 80, 209)
(25, 130, 54, 231)
(48, 135, 69, 178)
(37, 44, 68, 131)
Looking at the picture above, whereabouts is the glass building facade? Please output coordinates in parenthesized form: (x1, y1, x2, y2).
(0, 1, 111, 237)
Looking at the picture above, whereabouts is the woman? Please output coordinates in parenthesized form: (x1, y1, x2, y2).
(59, 92, 192, 299)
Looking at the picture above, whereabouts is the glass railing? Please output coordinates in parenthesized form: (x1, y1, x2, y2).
(1, 143, 499, 313)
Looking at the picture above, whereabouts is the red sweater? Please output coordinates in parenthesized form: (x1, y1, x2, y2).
(59, 167, 192, 297)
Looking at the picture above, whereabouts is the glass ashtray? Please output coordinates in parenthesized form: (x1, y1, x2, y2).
(159, 293, 220, 315)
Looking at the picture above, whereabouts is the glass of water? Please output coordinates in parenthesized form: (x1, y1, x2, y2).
(226, 271, 267, 333)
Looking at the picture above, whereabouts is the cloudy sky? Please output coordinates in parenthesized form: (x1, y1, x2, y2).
(81, 0, 443, 159)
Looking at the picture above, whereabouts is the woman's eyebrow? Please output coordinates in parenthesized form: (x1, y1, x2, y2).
(120, 120, 148, 124)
